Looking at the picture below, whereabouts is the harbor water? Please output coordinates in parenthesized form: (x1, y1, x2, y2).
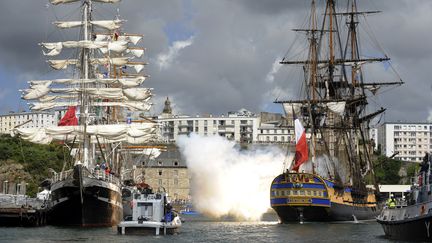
(0, 216, 406, 242)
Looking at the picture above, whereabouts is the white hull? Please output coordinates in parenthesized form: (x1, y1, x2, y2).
(117, 216, 182, 235)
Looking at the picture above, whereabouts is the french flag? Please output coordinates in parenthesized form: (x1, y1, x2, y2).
(292, 116, 308, 172)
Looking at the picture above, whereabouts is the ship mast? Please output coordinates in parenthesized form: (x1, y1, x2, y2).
(275, 0, 403, 193)
(81, 0, 92, 167)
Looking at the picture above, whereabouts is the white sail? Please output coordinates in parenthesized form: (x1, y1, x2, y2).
(13, 123, 155, 145)
(48, 57, 130, 69)
(127, 35, 143, 45)
(54, 21, 83, 29)
(50, 0, 80, 5)
(327, 102, 346, 116)
(92, 57, 130, 66)
(22, 82, 52, 100)
(91, 20, 124, 30)
(54, 20, 124, 30)
(41, 41, 128, 56)
(122, 88, 152, 100)
(29, 77, 146, 87)
(48, 59, 78, 70)
(30, 100, 152, 111)
(50, 0, 122, 5)
(126, 64, 145, 73)
(282, 103, 302, 117)
(128, 49, 145, 58)
(96, 34, 143, 45)
(93, 0, 121, 3)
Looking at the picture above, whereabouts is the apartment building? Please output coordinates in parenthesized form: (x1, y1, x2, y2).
(0, 111, 59, 134)
(377, 122, 432, 162)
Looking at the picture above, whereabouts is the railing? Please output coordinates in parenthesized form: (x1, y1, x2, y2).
(51, 168, 120, 185)
(90, 169, 120, 185)
(52, 169, 73, 183)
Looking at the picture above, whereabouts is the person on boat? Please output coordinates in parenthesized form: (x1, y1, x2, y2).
(164, 203, 173, 222)
(95, 163, 100, 170)
(105, 167, 111, 176)
(386, 195, 396, 209)
(137, 180, 152, 194)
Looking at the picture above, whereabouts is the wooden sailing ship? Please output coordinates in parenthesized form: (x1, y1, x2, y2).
(13, 0, 156, 226)
(270, 0, 402, 222)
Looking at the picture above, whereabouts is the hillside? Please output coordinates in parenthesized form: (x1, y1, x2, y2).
(0, 134, 67, 196)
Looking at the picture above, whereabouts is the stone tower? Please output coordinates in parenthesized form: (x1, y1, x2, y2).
(162, 97, 172, 115)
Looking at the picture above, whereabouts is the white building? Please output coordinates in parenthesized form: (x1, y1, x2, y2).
(0, 111, 59, 134)
(157, 110, 258, 143)
(256, 112, 293, 144)
(156, 98, 294, 144)
(377, 122, 432, 162)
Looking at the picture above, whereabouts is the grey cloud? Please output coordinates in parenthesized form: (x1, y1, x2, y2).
(0, 0, 430, 122)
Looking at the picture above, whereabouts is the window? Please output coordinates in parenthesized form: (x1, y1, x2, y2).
(174, 170, 178, 176)
(158, 161, 162, 166)
(174, 178, 178, 186)
(174, 161, 179, 166)
(158, 170, 163, 176)
(158, 179, 163, 186)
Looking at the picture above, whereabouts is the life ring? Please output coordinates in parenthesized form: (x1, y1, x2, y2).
(421, 205, 426, 215)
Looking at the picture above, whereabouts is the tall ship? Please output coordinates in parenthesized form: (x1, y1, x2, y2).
(13, 0, 156, 226)
(270, 0, 402, 222)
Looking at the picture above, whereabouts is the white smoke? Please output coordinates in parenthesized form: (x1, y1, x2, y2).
(177, 134, 285, 221)
(156, 37, 194, 70)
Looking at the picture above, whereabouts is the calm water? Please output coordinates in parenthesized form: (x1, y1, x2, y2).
(0, 217, 407, 243)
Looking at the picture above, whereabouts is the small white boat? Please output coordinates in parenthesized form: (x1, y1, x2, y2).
(118, 189, 182, 235)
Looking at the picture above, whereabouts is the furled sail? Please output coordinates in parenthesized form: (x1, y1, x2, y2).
(48, 59, 78, 70)
(48, 57, 136, 70)
(50, 0, 121, 5)
(30, 100, 152, 111)
(22, 82, 52, 100)
(95, 34, 143, 45)
(13, 123, 156, 145)
(24, 86, 152, 100)
(29, 77, 146, 87)
(54, 20, 124, 30)
(41, 41, 128, 56)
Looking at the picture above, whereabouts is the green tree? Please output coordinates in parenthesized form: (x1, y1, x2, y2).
(373, 155, 402, 184)
(0, 134, 67, 196)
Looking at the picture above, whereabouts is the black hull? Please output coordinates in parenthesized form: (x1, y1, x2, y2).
(48, 165, 122, 226)
(273, 202, 378, 223)
(378, 215, 432, 241)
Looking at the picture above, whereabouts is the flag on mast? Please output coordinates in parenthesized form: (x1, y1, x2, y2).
(292, 110, 308, 172)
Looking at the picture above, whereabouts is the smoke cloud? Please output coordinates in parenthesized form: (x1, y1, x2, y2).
(177, 134, 285, 221)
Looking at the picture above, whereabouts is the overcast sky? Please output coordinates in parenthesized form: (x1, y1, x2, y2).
(0, 0, 430, 123)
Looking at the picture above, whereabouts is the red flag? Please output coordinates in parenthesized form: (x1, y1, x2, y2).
(292, 118, 308, 172)
(58, 106, 78, 126)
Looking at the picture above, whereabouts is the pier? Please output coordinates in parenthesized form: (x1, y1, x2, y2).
(0, 194, 48, 227)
